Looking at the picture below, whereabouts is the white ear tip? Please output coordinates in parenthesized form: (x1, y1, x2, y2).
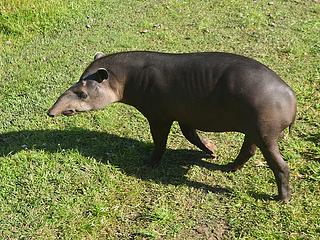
(94, 52, 105, 60)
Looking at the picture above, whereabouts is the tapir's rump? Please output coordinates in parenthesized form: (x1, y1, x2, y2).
(48, 51, 296, 202)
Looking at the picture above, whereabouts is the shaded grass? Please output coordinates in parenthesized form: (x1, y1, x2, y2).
(0, 0, 320, 239)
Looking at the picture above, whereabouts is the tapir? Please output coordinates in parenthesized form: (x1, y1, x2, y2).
(48, 51, 296, 202)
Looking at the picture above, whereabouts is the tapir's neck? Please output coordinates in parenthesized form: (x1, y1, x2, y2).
(104, 53, 155, 108)
(97, 52, 174, 111)
(120, 65, 156, 109)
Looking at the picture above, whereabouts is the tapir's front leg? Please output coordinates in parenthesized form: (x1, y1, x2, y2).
(145, 120, 173, 167)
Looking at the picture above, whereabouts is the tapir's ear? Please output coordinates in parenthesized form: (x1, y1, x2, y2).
(94, 52, 105, 60)
(96, 68, 109, 83)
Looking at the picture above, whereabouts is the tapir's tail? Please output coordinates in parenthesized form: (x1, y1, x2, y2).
(280, 122, 294, 139)
(281, 111, 296, 138)
(289, 104, 297, 135)
(287, 110, 296, 135)
(288, 123, 293, 135)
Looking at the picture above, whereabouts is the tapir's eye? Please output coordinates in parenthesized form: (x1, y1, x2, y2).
(78, 92, 88, 99)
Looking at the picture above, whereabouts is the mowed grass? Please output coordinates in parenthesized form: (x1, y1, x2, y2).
(0, 0, 319, 239)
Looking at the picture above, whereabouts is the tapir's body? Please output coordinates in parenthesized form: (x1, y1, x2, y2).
(48, 51, 296, 202)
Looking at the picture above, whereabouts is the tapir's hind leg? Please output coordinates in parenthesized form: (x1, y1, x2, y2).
(145, 120, 173, 167)
(257, 137, 291, 202)
(220, 135, 256, 172)
(179, 122, 216, 155)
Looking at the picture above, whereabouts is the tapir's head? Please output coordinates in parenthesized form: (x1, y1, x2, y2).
(48, 52, 121, 117)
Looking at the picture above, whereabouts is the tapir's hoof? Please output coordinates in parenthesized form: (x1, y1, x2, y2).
(276, 193, 291, 203)
(279, 198, 290, 204)
(202, 138, 217, 156)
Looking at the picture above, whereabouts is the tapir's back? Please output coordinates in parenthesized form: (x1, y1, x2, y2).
(119, 51, 287, 100)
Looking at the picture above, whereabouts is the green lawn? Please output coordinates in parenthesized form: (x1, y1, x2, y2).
(0, 0, 319, 239)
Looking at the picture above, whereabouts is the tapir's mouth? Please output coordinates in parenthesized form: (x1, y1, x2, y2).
(62, 110, 76, 116)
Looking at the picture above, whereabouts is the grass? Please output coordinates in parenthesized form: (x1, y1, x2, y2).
(0, 0, 319, 239)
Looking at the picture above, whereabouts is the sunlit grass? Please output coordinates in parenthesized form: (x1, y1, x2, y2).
(0, 0, 319, 239)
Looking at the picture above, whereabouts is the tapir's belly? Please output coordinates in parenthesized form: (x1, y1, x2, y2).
(175, 112, 240, 132)
(164, 100, 250, 132)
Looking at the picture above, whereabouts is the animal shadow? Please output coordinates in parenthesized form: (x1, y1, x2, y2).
(0, 128, 232, 196)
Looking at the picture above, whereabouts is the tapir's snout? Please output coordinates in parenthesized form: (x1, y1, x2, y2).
(47, 90, 76, 118)
(47, 107, 60, 117)
(47, 103, 64, 118)
(47, 111, 55, 117)
(47, 108, 76, 117)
